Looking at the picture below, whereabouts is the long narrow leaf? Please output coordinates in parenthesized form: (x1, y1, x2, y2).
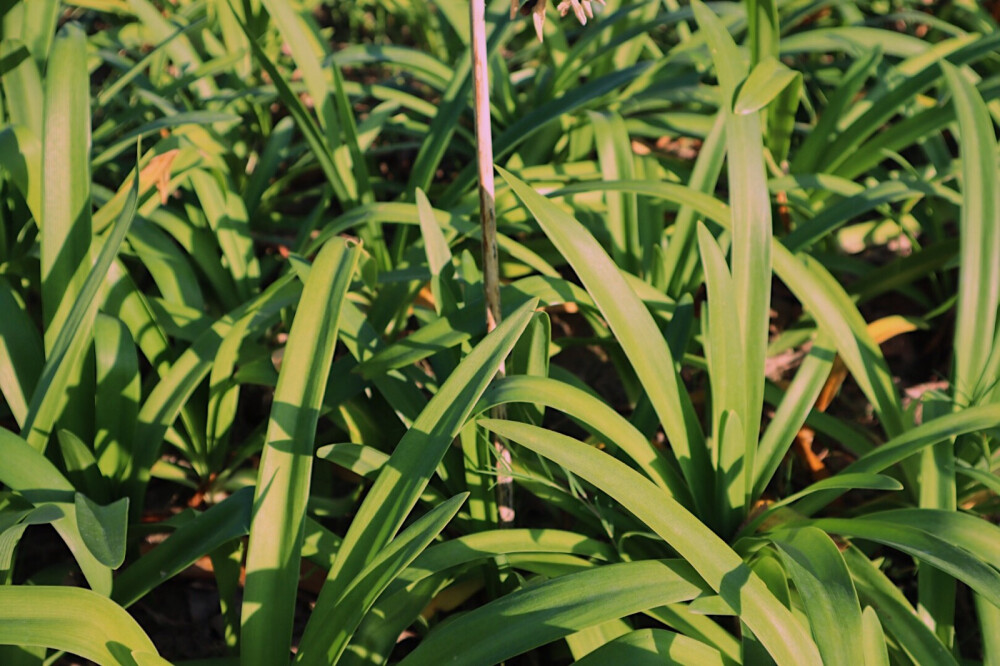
(943, 61, 1000, 404)
(400, 560, 707, 666)
(305, 493, 467, 664)
(498, 167, 711, 516)
(113, 488, 253, 608)
(240, 238, 361, 666)
(770, 527, 865, 666)
(480, 419, 822, 665)
(293, 299, 539, 665)
(22, 158, 139, 452)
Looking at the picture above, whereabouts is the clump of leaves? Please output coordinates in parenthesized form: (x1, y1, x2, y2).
(1, 0, 1000, 664)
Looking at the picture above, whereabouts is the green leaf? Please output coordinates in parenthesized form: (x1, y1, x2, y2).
(860, 509, 1000, 571)
(205, 314, 254, 475)
(770, 527, 864, 666)
(294, 299, 539, 666)
(0, 117, 42, 222)
(497, 166, 710, 517)
(754, 335, 836, 498)
(406, 48, 474, 196)
(572, 628, 728, 666)
(479, 375, 690, 504)
(415, 187, 457, 315)
(131, 276, 302, 506)
(316, 443, 388, 479)
(57, 429, 109, 503)
(690, 1, 745, 96)
(694, 1, 772, 521)
(130, 652, 173, 666)
(0, 505, 62, 583)
(507, 311, 552, 425)
(415, 188, 452, 277)
(734, 57, 800, 116)
(844, 546, 957, 666)
(354, 277, 586, 378)
(795, 404, 1000, 515)
(782, 180, 925, 253)
(803, 516, 1000, 608)
(1, 39, 43, 140)
(565, 620, 632, 661)
(942, 61, 1000, 405)
(240, 238, 361, 666)
(92, 112, 240, 167)
(861, 607, 890, 666)
(444, 63, 650, 205)
(22, 156, 140, 452)
(741, 473, 903, 538)
(480, 419, 822, 666)
(532, 178, 906, 442)
(234, 8, 350, 203)
(74, 494, 129, 569)
(771, 249, 903, 438)
(400, 560, 708, 666)
(0, 428, 111, 594)
(40, 23, 91, 348)
(94, 16, 206, 106)
(128, 0, 210, 87)
(302, 493, 467, 664)
(589, 110, 641, 273)
(0, 586, 161, 665)
(396, 528, 615, 592)
(94, 314, 140, 484)
(186, 169, 259, 302)
(661, 113, 726, 297)
(113, 488, 253, 608)
(697, 223, 745, 528)
(0, 279, 43, 428)
(791, 48, 882, 174)
(344, 528, 615, 666)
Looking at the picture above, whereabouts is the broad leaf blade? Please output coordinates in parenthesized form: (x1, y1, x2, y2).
(0, 429, 111, 594)
(770, 527, 864, 666)
(74, 494, 128, 569)
(0, 586, 161, 664)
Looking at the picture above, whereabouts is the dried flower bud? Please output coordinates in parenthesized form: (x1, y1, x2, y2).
(516, 0, 603, 42)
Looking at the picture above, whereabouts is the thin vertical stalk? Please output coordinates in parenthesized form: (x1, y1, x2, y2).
(470, 0, 514, 525)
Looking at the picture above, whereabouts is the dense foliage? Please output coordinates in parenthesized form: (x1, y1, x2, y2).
(2, 0, 1000, 664)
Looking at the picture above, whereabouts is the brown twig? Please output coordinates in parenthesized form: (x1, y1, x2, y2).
(470, 0, 514, 526)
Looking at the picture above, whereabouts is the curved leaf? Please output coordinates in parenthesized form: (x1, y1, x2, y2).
(479, 375, 691, 504)
(572, 628, 728, 666)
(802, 517, 1000, 608)
(400, 560, 707, 666)
(498, 166, 711, 516)
(0, 586, 159, 665)
(294, 299, 539, 665)
(0, 428, 110, 594)
(734, 57, 800, 115)
(112, 487, 253, 608)
(480, 419, 822, 666)
(770, 527, 864, 666)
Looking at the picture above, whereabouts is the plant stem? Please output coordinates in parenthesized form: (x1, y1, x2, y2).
(470, 0, 514, 526)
